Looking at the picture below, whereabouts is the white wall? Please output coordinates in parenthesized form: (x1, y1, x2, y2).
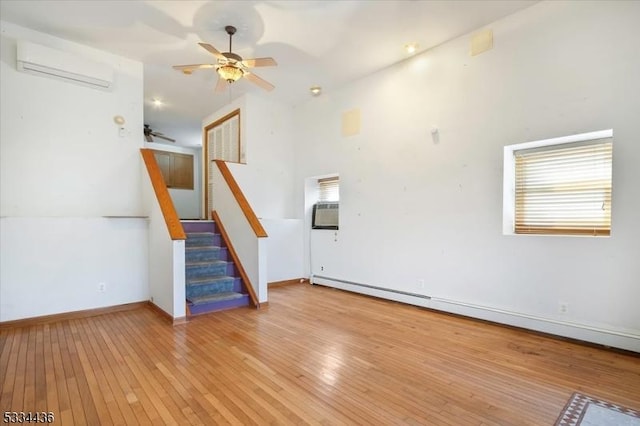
(0, 21, 148, 321)
(210, 164, 267, 303)
(0, 22, 144, 217)
(0, 217, 148, 321)
(141, 164, 185, 319)
(203, 93, 296, 219)
(203, 93, 303, 284)
(144, 142, 202, 219)
(293, 1, 640, 351)
(262, 219, 304, 282)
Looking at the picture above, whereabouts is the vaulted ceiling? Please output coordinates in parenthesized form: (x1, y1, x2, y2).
(0, 0, 538, 146)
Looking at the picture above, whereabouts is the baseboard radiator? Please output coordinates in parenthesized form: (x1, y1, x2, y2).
(311, 274, 640, 353)
(312, 275, 431, 300)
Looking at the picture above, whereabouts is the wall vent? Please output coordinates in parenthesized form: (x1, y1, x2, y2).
(16, 40, 114, 90)
(341, 108, 361, 137)
(470, 29, 493, 56)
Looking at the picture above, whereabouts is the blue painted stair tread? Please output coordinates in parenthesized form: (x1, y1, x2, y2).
(186, 232, 221, 247)
(186, 276, 235, 298)
(185, 245, 222, 262)
(183, 222, 250, 314)
(188, 292, 244, 305)
(186, 260, 229, 278)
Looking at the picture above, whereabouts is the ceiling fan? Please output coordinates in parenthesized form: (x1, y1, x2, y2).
(173, 25, 277, 92)
(144, 124, 175, 143)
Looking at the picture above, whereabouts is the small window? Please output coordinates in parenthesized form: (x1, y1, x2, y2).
(313, 177, 339, 229)
(504, 130, 612, 236)
(318, 177, 339, 202)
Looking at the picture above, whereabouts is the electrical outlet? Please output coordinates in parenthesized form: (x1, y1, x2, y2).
(320, 266, 324, 271)
(559, 302, 568, 314)
(417, 279, 425, 289)
(98, 282, 106, 293)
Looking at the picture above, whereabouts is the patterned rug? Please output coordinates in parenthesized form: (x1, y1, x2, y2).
(555, 392, 640, 426)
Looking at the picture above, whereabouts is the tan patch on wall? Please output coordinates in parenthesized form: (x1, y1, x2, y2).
(342, 108, 361, 137)
(470, 29, 493, 56)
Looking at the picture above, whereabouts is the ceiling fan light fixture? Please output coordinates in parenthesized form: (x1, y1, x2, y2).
(217, 64, 244, 83)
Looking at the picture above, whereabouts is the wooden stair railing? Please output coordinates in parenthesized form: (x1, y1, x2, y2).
(212, 211, 260, 308)
(214, 160, 267, 238)
(140, 149, 186, 240)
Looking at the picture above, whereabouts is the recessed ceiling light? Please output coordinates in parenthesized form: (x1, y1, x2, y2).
(310, 86, 322, 96)
(152, 98, 164, 107)
(404, 42, 419, 55)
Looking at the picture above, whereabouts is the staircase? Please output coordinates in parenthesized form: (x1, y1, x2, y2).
(182, 220, 250, 315)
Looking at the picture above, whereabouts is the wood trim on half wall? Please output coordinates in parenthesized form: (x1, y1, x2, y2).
(213, 160, 267, 238)
(140, 148, 186, 240)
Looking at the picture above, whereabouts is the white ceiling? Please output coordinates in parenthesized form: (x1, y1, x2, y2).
(0, 0, 538, 147)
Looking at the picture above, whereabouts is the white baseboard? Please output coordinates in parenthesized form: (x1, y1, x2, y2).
(311, 275, 640, 353)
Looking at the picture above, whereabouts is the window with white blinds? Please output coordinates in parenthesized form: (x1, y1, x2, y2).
(514, 137, 612, 236)
(318, 177, 339, 202)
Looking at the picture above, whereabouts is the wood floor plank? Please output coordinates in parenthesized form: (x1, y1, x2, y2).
(42, 324, 61, 417)
(22, 327, 36, 411)
(34, 326, 48, 412)
(11, 323, 28, 411)
(108, 324, 185, 425)
(0, 328, 19, 411)
(75, 319, 126, 425)
(1, 283, 638, 425)
(49, 322, 74, 425)
(114, 312, 216, 425)
(75, 338, 114, 424)
(94, 316, 166, 425)
(61, 320, 98, 425)
(84, 318, 143, 425)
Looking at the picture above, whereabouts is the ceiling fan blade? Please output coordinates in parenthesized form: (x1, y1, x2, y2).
(145, 134, 153, 143)
(173, 64, 216, 71)
(244, 72, 274, 91)
(198, 43, 226, 61)
(241, 57, 277, 68)
(215, 77, 229, 92)
(153, 133, 176, 143)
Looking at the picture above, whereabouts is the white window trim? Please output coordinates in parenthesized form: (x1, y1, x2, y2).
(502, 129, 613, 236)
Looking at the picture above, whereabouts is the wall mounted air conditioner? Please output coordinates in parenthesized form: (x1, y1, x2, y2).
(16, 40, 114, 90)
(312, 202, 339, 230)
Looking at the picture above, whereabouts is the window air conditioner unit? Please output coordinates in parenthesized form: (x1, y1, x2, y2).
(16, 41, 114, 90)
(312, 202, 339, 230)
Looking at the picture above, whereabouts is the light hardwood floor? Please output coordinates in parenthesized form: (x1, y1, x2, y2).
(1, 283, 639, 425)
